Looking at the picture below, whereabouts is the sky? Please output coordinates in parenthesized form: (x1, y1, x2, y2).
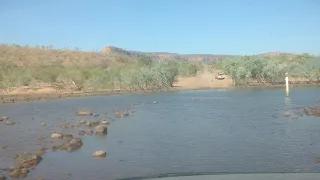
(0, 0, 319, 55)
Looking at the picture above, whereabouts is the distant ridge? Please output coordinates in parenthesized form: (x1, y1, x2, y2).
(0, 43, 302, 66)
(101, 46, 299, 62)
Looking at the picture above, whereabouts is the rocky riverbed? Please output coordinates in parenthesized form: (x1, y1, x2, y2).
(0, 107, 134, 179)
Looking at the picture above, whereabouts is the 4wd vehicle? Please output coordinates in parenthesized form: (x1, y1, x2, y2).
(215, 73, 226, 80)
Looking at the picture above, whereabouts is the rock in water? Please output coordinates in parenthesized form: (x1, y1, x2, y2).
(95, 125, 107, 134)
(5, 121, 15, 125)
(304, 107, 320, 116)
(75, 111, 93, 116)
(15, 153, 42, 168)
(101, 120, 110, 125)
(51, 132, 63, 139)
(0, 116, 9, 121)
(9, 167, 29, 178)
(283, 111, 291, 117)
(60, 138, 83, 152)
(62, 134, 73, 139)
(92, 150, 107, 157)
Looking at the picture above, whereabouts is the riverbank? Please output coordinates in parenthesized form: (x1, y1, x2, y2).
(1, 73, 319, 103)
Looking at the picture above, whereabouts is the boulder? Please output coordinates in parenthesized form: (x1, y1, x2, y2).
(95, 125, 107, 135)
(60, 138, 83, 152)
(9, 167, 28, 178)
(92, 150, 106, 157)
(75, 111, 92, 116)
(283, 111, 291, 117)
(86, 120, 100, 127)
(303, 107, 320, 116)
(86, 129, 94, 135)
(0, 116, 9, 121)
(51, 132, 63, 139)
(15, 153, 42, 168)
(62, 134, 73, 139)
(101, 120, 110, 125)
(114, 110, 130, 118)
(5, 121, 15, 125)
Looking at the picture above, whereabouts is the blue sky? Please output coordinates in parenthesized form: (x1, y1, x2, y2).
(0, 0, 319, 55)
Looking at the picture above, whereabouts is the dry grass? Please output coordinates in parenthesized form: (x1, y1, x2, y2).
(0, 44, 118, 66)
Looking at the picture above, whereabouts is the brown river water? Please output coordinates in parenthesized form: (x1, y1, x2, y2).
(0, 87, 320, 180)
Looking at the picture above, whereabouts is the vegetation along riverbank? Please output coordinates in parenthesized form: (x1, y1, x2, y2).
(0, 44, 319, 103)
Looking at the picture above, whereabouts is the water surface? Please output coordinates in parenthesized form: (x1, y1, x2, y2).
(0, 87, 320, 180)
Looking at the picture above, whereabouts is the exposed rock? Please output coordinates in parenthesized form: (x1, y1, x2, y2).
(51, 144, 64, 151)
(36, 150, 45, 156)
(9, 167, 28, 178)
(75, 111, 93, 116)
(60, 138, 83, 152)
(85, 120, 100, 127)
(86, 129, 93, 135)
(303, 107, 320, 116)
(51, 132, 63, 139)
(95, 125, 107, 135)
(93, 113, 99, 117)
(114, 110, 130, 118)
(40, 122, 46, 126)
(5, 121, 15, 125)
(283, 111, 291, 117)
(101, 120, 110, 125)
(0, 116, 9, 121)
(92, 150, 106, 157)
(62, 134, 73, 139)
(15, 153, 42, 168)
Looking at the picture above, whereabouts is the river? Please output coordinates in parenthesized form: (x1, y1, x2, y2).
(0, 87, 320, 180)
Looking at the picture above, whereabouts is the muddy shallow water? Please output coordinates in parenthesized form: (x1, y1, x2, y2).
(0, 87, 320, 180)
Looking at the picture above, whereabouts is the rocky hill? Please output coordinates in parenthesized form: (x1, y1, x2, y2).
(102, 46, 298, 62)
(102, 46, 236, 62)
(0, 44, 299, 66)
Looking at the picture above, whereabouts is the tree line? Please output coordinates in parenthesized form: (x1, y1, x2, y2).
(0, 58, 202, 91)
(210, 54, 320, 85)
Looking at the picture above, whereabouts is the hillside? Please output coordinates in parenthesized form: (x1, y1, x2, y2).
(0, 44, 299, 66)
(102, 46, 300, 63)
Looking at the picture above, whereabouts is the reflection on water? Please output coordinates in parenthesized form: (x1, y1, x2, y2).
(0, 87, 320, 180)
(284, 96, 293, 110)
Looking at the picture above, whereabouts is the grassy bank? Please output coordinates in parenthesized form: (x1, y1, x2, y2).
(209, 54, 320, 85)
(0, 44, 203, 93)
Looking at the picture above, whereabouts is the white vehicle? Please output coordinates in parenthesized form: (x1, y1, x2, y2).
(215, 72, 226, 80)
